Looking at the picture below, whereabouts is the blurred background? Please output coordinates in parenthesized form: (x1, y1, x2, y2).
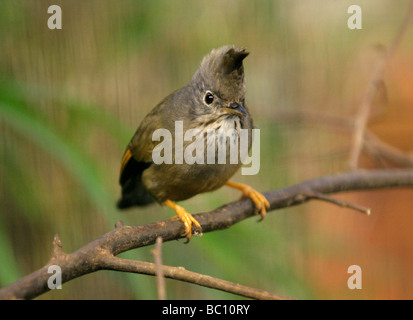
(1, 0, 413, 299)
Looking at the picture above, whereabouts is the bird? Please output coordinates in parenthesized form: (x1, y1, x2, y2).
(117, 45, 269, 241)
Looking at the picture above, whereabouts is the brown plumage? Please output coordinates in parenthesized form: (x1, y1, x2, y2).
(118, 45, 269, 240)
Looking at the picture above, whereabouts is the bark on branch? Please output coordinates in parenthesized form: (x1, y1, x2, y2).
(1, 169, 413, 300)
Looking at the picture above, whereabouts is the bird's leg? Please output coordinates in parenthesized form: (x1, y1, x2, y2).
(164, 199, 202, 241)
(225, 181, 270, 219)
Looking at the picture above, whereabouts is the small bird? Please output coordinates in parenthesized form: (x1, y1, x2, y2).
(117, 45, 269, 241)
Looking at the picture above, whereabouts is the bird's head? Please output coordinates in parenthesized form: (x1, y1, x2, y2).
(189, 45, 249, 119)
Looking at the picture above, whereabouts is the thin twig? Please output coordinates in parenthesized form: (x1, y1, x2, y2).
(151, 237, 166, 300)
(304, 191, 371, 215)
(349, 1, 413, 169)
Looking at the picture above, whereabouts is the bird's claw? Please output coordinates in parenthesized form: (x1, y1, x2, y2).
(171, 205, 202, 242)
(239, 186, 270, 219)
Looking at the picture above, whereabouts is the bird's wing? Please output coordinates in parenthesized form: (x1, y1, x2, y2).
(119, 101, 168, 184)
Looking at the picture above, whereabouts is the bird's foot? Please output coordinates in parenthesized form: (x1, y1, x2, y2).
(165, 200, 202, 242)
(226, 181, 270, 219)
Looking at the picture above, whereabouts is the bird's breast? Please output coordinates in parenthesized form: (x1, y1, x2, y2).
(142, 115, 252, 202)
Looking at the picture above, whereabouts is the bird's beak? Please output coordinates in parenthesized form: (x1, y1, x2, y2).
(223, 102, 248, 117)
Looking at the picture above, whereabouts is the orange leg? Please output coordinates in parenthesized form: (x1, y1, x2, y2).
(225, 181, 270, 219)
(164, 199, 202, 241)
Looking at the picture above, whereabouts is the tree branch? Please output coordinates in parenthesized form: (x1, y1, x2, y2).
(270, 109, 413, 169)
(100, 257, 289, 300)
(349, 1, 413, 169)
(364, 131, 413, 167)
(1, 169, 413, 300)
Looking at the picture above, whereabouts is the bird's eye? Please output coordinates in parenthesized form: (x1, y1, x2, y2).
(204, 91, 214, 105)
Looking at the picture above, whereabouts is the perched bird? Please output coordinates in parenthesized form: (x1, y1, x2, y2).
(117, 45, 269, 241)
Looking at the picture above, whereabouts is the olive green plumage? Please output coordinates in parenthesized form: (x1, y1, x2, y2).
(118, 45, 252, 209)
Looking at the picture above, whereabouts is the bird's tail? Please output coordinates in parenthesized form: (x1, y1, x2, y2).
(117, 177, 155, 209)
